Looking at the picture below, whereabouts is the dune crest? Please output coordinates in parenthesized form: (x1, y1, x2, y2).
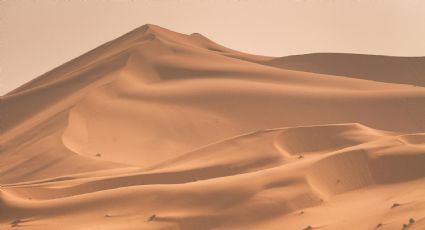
(1, 24, 424, 230)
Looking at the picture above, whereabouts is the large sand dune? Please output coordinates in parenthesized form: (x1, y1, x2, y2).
(1, 24, 424, 230)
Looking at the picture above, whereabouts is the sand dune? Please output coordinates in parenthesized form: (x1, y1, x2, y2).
(265, 53, 425, 87)
(1, 24, 424, 230)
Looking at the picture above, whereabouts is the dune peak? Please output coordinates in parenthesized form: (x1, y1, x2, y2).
(2, 23, 425, 230)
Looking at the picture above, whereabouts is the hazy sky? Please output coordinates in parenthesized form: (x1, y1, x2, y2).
(1, 0, 425, 95)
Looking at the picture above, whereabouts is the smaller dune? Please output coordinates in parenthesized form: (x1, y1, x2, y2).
(273, 123, 383, 156)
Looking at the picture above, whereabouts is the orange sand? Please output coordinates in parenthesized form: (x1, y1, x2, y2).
(1, 25, 424, 230)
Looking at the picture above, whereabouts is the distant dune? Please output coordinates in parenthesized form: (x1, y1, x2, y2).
(265, 53, 425, 87)
(1, 24, 424, 230)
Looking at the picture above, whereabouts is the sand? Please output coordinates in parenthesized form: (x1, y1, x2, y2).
(1, 24, 424, 230)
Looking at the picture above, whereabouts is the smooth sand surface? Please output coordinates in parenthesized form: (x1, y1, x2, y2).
(1, 24, 425, 230)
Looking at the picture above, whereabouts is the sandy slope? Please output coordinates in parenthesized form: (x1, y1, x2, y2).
(264, 53, 425, 87)
(1, 24, 425, 230)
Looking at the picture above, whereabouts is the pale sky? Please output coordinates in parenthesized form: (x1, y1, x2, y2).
(1, 0, 425, 95)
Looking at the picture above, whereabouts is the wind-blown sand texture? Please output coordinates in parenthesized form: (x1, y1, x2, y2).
(1, 24, 425, 230)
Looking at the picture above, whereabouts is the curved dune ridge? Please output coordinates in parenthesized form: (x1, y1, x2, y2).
(1, 24, 425, 230)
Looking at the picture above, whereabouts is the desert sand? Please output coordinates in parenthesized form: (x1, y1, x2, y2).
(1, 24, 425, 230)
